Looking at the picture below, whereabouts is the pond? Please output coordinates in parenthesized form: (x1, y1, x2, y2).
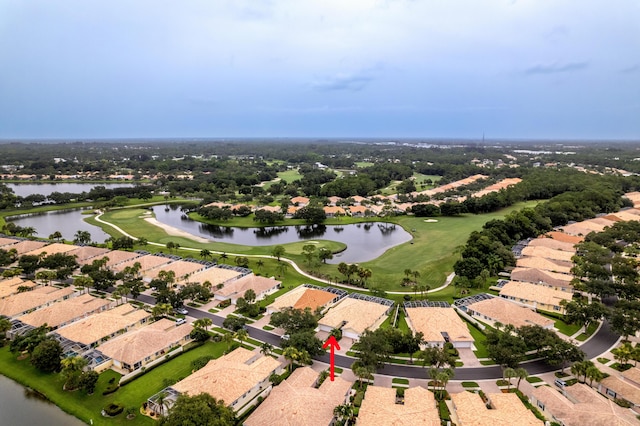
(151, 205, 413, 264)
(8, 182, 135, 198)
(0, 374, 85, 426)
(7, 209, 111, 243)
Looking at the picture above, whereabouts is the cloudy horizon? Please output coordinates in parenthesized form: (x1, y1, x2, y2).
(1, 0, 638, 140)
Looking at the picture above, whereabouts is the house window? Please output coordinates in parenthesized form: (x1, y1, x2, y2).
(606, 389, 617, 398)
(553, 306, 561, 311)
(537, 401, 545, 410)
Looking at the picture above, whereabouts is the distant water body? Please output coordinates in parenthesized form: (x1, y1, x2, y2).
(0, 375, 85, 426)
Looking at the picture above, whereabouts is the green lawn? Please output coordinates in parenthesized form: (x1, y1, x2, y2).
(0, 341, 226, 426)
(276, 169, 303, 184)
(91, 200, 541, 293)
(467, 322, 489, 359)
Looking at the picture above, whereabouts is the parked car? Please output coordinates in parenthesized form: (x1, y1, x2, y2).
(176, 318, 187, 326)
(175, 306, 189, 315)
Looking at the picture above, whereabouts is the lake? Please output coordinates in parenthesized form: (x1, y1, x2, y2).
(7, 204, 413, 263)
(8, 183, 135, 198)
(0, 374, 85, 426)
(8, 209, 111, 243)
(152, 205, 413, 263)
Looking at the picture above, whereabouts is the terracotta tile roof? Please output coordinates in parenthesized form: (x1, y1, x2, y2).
(319, 298, 389, 336)
(543, 232, 584, 244)
(347, 205, 368, 214)
(561, 220, 609, 236)
(323, 206, 346, 215)
(510, 267, 573, 289)
(0, 286, 76, 317)
(516, 256, 573, 275)
(145, 261, 205, 282)
(521, 246, 575, 262)
(291, 196, 310, 205)
(624, 192, 640, 207)
(609, 211, 640, 222)
(622, 367, 640, 386)
(466, 297, 554, 329)
(499, 281, 572, 310)
(357, 386, 441, 426)
(532, 384, 637, 426)
(601, 375, 640, 405)
(24, 243, 78, 257)
(111, 254, 172, 274)
(18, 293, 111, 328)
(602, 214, 625, 223)
(0, 277, 36, 299)
(256, 205, 281, 213)
(66, 246, 111, 263)
(215, 274, 280, 299)
(405, 307, 473, 344)
(172, 348, 281, 406)
(528, 238, 577, 252)
(188, 267, 242, 286)
(244, 366, 352, 426)
(97, 319, 192, 366)
(103, 250, 142, 267)
(10, 240, 49, 255)
(55, 303, 151, 346)
(471, 178, 522, 198)
(327, 196, 342, 205)
(451, 391, 542, 426)
(268, 287, 337, 312)
(0, 237, 18, 247)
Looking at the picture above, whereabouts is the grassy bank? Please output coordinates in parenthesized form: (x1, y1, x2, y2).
(0, 341, 225, 426)
(91, 200, 540, 292)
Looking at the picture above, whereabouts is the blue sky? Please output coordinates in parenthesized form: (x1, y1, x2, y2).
(1, 0, 639, 140)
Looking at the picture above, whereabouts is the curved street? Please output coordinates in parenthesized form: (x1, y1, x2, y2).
(137, 293, 621, 381)
(110, 209, 621, 381)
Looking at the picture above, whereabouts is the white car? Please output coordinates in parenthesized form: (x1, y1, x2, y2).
(175, 307, 189, 315)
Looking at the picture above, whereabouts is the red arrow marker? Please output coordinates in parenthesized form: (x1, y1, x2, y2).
(322, 335, 341, 381)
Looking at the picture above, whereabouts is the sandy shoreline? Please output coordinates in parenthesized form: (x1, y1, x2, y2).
(144, 217, 211, 244)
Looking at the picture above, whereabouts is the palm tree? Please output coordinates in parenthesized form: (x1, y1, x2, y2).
(200, 249, 212, 260)
(586, 365, 605, 387)
(333, 404, 353, 424)
(612, 342, 635, 366)
(48, 231, 63, 242)
(515, 367, 528, 390)
(412, 270, 421, 284)
(223, 332, 234, 352)
(283, 347, 301, 372)
(61, 356, 88, 389)
(193, 318, 212, 331)
(352, 362, 374, 390)
(256, 259, 264, 271)
(276, 261, 288, 277)
(73, 230, 91, 244)
(73, 276, 94, 294)
(436, 368, 453, 397)
(155, 391, 169, 416)
(19, 226, 36, 238)
(260, 342, 273, 357)
(504, 367, 516, 391)
(235, 329, 248, 347)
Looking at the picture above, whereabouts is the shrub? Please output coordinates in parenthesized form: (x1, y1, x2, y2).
(103, 403, 124, 416)
(102, 383, 119, 395)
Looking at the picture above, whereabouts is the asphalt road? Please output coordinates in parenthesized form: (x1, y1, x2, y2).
(137, 294, 621, 381)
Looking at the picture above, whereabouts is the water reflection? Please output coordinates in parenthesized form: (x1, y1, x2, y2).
(151, 206, 412, 263)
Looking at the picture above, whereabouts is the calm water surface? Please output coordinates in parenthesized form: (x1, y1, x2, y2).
(152, 205, 413, 263)
(8, 183, 135, 198)
(8, 209, 111, 243)
(0, 375, 85, 426)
